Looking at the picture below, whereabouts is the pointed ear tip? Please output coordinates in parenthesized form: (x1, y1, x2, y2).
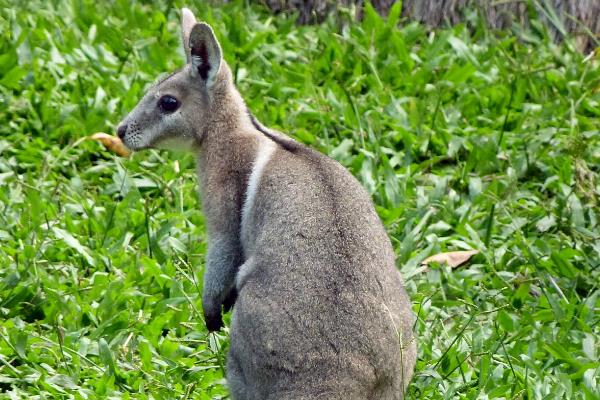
(190, 22, 214, 38)
(198, 21, 216, 31)
(181, 8, 196, 21)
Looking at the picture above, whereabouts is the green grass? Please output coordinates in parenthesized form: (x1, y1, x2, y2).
(1, 0, 599, 398)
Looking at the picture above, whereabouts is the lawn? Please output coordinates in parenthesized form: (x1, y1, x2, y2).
(0, 0, 599, 398)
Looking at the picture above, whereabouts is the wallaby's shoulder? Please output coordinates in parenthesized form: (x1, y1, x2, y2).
(247, 111, 346, 178)
(246, 111, 303, 153)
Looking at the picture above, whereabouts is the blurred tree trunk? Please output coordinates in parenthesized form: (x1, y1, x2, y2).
(260, 0, 599, 52)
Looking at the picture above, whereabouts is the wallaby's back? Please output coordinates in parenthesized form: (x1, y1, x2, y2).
(231, 138, 416, 399)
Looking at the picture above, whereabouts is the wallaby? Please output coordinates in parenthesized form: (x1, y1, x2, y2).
(117, 7, 416, 399)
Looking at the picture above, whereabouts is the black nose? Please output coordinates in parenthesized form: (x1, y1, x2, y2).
(117, 124, 127, 139)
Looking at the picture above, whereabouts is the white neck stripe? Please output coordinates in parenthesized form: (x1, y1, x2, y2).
(241, 138, 276, 236)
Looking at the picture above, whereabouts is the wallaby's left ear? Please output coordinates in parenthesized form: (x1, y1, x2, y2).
(181, 8, 197, 63)
(189, 22, 222, 87)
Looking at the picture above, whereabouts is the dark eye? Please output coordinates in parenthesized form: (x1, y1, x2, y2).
(158, 95, 179, 112)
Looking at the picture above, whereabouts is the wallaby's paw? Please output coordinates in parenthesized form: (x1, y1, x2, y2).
(204, 310, 224, 332)
(222, 287, 238, 313)
(203, 297, 224, 331)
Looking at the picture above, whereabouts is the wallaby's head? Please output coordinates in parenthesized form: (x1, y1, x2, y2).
(117, 8, 231, 151)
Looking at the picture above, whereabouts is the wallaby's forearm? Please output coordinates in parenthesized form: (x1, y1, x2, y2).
(197, 139, 255, 331)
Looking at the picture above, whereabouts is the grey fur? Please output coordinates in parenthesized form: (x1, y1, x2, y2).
(117, 7, 416, 399)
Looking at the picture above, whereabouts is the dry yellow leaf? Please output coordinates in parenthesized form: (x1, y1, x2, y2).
(422, 250, 479, 268)
(89, 132, 131, 157)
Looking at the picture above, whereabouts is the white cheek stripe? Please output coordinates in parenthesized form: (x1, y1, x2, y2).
(241, 138, 276, 238)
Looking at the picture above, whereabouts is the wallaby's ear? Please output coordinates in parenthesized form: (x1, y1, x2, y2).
(181, 8, 197, 63)
(189, 22, 222, 87)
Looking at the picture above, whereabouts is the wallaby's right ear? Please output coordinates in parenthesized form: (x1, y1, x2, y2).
(188, 22, 222, 88)
(181, 8, 197, 63)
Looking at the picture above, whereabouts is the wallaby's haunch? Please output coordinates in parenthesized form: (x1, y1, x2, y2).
(117, 8, 416, 399)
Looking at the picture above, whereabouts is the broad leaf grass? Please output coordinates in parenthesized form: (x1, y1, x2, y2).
(1, 1, 599, 398)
